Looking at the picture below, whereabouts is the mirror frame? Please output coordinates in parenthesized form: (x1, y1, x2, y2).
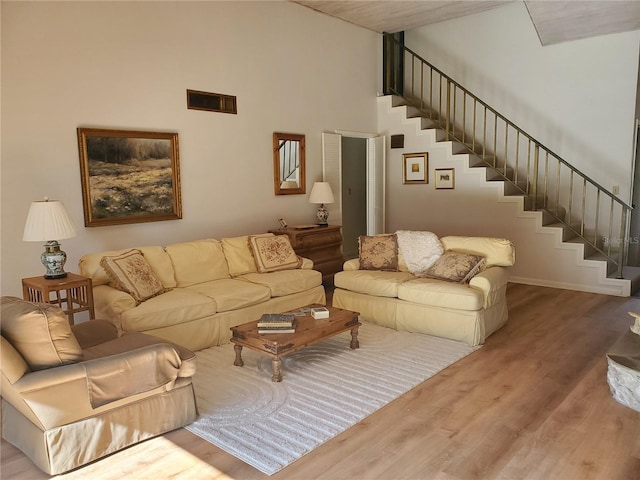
(273, 132, 306, 195)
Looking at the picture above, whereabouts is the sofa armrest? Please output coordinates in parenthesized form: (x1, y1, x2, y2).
(92, 284, 136, 332)
(71, 320, 119, 349)
(299, 256, 314, 269)
(9, 343, 186, 427)
(468, 267, 510, 308)
(343, 258, 360, 271)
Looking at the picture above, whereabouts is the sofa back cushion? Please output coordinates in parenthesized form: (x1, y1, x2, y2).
(221, 234, 272, 277)
(0, 296, 83, 371)
(165, 239, 230, 287)
(79, 245, 177, 289)
(440, 236, 515, 267)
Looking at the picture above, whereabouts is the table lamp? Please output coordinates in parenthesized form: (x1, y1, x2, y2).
(308, 182, 334, 226)
(23, 197, 77, 279)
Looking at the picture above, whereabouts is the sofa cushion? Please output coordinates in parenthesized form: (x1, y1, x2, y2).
(248, 235, 301, 273)
(0, 297, 83, 371)
(222, 235, 263, 276)
(359, 234, 399, 271)
(187, 279, 271, 312)
(239, 269, 322, 297)
(334, 270, 414, 298)
(423, 251, 486, 283)
(165, 239, 230, 287)
(440, 236, 515, 267)
(100, 249, 168, 304)
(397, 278, 484, 311)
(80, 245, 176, 288)
(121, 289, 218, 331)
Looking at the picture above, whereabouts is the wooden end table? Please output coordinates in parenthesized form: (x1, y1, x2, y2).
(230, 304, 360, 382)
(22, 273, 95, 325)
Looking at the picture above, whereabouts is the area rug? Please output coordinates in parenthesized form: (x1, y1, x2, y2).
(185, 322, 480, 475)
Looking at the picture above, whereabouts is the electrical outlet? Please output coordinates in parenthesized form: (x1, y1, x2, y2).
(613, 186, 620, 195)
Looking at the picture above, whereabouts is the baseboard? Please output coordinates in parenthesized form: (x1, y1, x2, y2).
(508, 277, 630, 297)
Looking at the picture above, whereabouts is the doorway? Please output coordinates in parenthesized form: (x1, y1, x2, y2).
(341, 137, 367, 258)
(321, 132, 385, 259)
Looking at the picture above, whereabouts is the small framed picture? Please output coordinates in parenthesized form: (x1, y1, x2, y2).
(435, 168, 455, 189)
(402, 153, 428, 184)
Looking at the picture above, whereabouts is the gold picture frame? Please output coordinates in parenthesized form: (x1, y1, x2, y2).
(435, 168, 455, 189)
(77, 127, 182, 227)
(402, 152, 428, 184)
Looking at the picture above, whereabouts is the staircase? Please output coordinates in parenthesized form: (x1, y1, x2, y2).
(382, 34, 639, 296)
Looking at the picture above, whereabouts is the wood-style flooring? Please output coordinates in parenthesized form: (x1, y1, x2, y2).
(2, 283, 640, 479)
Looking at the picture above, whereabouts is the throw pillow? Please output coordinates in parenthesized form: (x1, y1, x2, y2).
(395, 230, 443, 275)
(0, 296, 83, 371)
(100, 249, 167, 304)
(248, 235, 302, 273)
(423, 250, 486, 283)
(359, 234, 399, 271)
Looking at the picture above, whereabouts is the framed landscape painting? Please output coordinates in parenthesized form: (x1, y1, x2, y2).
(77, 128, 182, 227)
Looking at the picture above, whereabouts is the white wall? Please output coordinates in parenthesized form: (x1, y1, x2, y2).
(1, 1, 380, 296)
(406, 2, 640, 202)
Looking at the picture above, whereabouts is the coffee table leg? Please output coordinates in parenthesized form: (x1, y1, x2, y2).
(272, 356, 282, 382)
(350, 325, 360, 349)
(233, 344, 244, 367)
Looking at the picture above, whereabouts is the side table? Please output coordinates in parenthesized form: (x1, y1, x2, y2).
(22, 273, 95, 325)
(269, 225, 345, 284)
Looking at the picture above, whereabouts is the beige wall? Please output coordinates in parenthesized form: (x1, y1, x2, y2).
(0, 1, 380, 296)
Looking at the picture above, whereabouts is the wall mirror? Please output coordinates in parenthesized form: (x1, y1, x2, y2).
(273, 132, 305, 195)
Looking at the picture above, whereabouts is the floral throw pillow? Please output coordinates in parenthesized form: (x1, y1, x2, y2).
(248, 235, 302, 273)
(100, 249, 167, 304)
(423, 250, 486, 283)
(359, 234, 399, 271)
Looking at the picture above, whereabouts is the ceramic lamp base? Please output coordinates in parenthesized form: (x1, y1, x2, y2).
(316, 204, 329, 225)
(41, 241, 68, 279)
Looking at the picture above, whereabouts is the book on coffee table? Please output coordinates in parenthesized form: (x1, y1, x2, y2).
(258, 326, 296, 334)
(257, 313, 295, 328)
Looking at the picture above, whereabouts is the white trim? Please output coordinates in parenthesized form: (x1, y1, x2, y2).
(333, 129, 378, 139)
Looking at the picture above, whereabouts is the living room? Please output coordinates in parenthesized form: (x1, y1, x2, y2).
(2, 1, 640, 478)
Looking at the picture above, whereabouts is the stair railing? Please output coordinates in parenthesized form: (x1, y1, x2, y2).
(384, 33, 632, 278)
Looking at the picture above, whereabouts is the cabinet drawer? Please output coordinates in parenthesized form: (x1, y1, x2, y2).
(296, 231, 342, 249)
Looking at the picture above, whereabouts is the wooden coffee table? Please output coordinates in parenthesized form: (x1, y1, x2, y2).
(230, 304, 360, 382)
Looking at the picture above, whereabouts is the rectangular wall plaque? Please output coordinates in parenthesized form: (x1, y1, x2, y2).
(187, 89, 237, 114)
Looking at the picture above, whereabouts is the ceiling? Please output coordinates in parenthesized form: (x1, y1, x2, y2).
(292, 1, 640, 45)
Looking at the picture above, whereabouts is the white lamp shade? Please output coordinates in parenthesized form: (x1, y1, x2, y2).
(23, 199, 77, 242)
(308, 182, 335, 204)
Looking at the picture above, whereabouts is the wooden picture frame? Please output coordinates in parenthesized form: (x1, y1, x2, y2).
(77, 128, 182, 227)
(435, 168, 455, 189)
(402, 153, 428, 184)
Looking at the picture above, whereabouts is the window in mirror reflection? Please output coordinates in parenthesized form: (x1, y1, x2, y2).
(273, 132, 305, 195)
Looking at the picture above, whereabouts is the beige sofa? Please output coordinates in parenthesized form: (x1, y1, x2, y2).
(79, 234, 326, 351)
(332, 235, 515, 346)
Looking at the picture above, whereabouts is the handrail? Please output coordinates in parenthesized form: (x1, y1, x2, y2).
(384, 33, 632, 277)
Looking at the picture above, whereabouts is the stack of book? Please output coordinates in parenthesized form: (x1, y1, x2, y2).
(257, 313, 296, 334)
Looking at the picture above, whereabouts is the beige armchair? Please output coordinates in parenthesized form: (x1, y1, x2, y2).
(0, 296, 198, 475)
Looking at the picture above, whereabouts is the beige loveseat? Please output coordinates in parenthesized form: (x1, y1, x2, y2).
(79, 234, 326, 351)
(332, 234, 515, 346)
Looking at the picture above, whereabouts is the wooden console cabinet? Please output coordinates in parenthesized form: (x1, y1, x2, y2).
(269, 225, 345, 283)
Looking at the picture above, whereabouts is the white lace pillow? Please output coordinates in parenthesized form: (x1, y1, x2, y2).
(396, 230, 444, 276)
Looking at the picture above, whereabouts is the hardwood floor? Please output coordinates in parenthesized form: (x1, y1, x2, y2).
(2, 283, 639, 479)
